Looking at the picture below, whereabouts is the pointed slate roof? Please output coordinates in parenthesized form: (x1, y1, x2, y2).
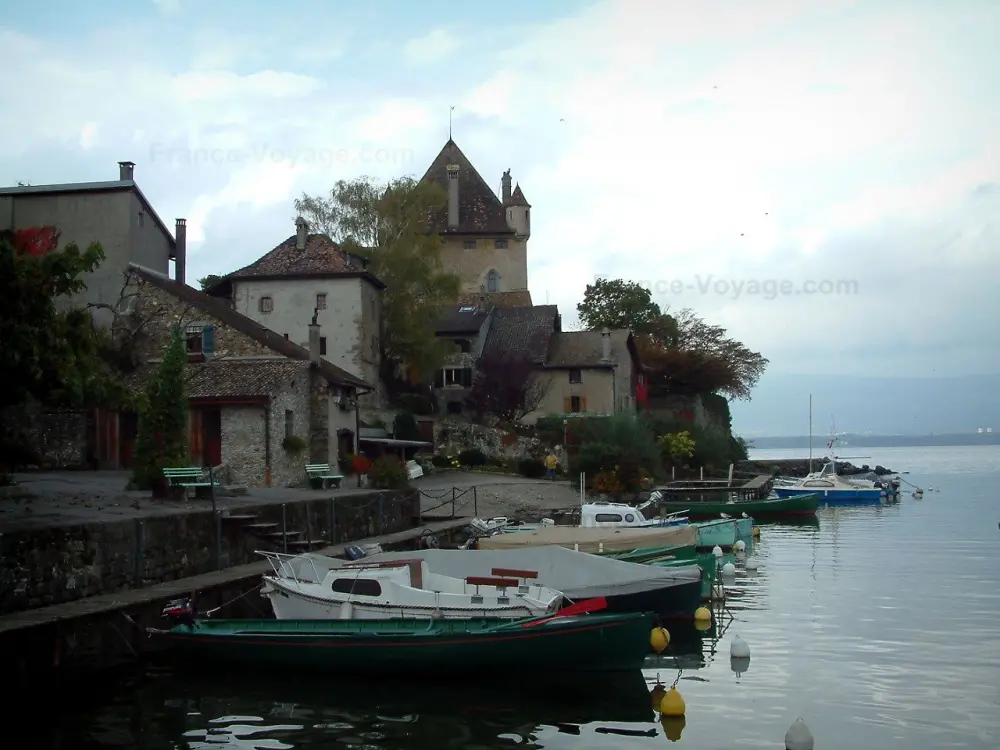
(420, 139, 514, 235)
(508, 184, 530, 208)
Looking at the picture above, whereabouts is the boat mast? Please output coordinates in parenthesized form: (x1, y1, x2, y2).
(808, 394, 813, 473)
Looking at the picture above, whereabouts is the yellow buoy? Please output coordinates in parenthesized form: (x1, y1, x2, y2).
(693, 606, 712, 622)
(693, 617, 711, 632)
(650, 683, 666, 711)
(661, 715, 686, 742)
(650, 626, 670, 653)
(659, 686, 686, 717)
(752, 526, 760, 537)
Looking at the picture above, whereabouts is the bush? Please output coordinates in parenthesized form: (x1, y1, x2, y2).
(431, 454, 455, 468)
(367, 456, 409, 489)
(282, 435, 307, 454)
(518, 457, 546, 478)
(649, 416, 748, 470)
(132, 330, 189, 490)
(458, 448, 487, 467)
(570, 413, 661, 494)
(393, 411, 421, 441)
(337, 452, 356, 475)
(395, 393, 435, 416)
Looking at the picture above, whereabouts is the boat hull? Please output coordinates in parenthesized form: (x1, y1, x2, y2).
(693, 517, 754, 549)
(652, 493, 819, 520)
(600, 574, 703, 618)
(155, 612, 655, 674)
(772, 486, 882, 504)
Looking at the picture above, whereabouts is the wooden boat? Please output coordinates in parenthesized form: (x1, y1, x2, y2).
(258, 551, 563, 620)
(647, 492, 819, 520)
(357, 546, 704, 619)
(149, 602, 654, 674)
(475, 522, 698, 552)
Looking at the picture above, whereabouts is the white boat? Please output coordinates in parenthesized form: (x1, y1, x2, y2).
(258, 550, 564, 621)
(772, 460, 883, 504)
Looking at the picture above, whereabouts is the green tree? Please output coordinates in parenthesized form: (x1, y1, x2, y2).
(0, 229, 123, 411)
(295, 178, 460, 393)
(575, 277, 768, 401)
(198, 274, 223, 291)
(132, 329, 189, 489)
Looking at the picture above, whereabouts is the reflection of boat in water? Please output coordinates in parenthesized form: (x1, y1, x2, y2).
(138, 668, 655, 745)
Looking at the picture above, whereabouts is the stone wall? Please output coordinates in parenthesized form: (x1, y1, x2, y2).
(647, 394, 712, 428)
(0, 490, 418, 616)
(435, 420, 550, 461)
(0, 406, 87, 469)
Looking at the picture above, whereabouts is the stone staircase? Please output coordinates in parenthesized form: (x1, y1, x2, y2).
(220, 510, 329, 554)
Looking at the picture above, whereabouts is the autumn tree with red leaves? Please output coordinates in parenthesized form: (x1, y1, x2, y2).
(465, 350, 551, 424)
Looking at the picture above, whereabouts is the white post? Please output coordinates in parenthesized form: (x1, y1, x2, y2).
(672, 466, 676, 480)
(700, 466, 704, 481)
(727, 463, 734, 484)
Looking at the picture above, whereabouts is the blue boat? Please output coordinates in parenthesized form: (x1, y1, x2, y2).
(772, 461, 884, 504)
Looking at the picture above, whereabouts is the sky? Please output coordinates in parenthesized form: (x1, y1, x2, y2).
(2, 0, 999, 384)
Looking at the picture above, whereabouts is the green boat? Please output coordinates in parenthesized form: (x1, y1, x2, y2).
(649, 493, 819, 520)
(693, 517, 755, 549)
(151, 611, 655, 674)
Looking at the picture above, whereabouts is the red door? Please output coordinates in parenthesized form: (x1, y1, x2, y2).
(202, 409, 222, 467)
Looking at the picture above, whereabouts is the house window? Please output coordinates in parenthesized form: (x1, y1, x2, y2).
(259, 296, 274, 314)
(455, 339, 471, 353)
(436, 367, 473, 388)
(463, 240, 476, 250)
(447, 401, 463, 415)
(316, 293, 327, 310)
(185, 325, 204, 353)
(284, 409, 293, 439)
(568, 368, 582, 384)
(486, 270, 500, 293)
(458, 305, 476, 313)
(320, 337, 327, 356)
(495, 239, 508, 249)
(570, 395, 582, 413)
(330, 578, 383, 596)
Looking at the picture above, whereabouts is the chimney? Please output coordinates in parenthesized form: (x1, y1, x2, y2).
(446, 164, 459, 228)
(308, 316, 321, 365)
(118, 161, 135, 181)
(295, 216, 308, 250)
(477, 294, 487, 313)
(174, 218, 187, 284)
(601, 327, 611, 361)
(501, 169, 512, 205)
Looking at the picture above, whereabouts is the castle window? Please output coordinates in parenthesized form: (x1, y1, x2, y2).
(486, 270, 500, 293)
(495, 239, 508, 249)
(463, 240, 476, 250)
(316, 293, 327, 310)
(259, 296, 274, 314)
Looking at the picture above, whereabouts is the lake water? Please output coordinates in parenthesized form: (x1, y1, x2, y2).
(38, 445, 1000, 748)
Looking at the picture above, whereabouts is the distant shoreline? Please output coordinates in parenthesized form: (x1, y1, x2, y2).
(745, 434, 999, 449)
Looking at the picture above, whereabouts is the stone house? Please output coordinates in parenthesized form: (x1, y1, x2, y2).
(204, 218, 384, 406)
(443, 304, 642, 423)
(92, 264, 373, 488)
(0, 160, 185, 326)
(420, 139, 533, 304)
(431, 298, 496, 416)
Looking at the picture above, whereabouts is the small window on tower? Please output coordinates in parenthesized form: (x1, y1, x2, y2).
(494, 239, 508, 249)
(463, 240, 476, 250)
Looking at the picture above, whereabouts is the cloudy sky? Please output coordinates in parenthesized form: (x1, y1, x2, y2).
(3, 0, 998, 381)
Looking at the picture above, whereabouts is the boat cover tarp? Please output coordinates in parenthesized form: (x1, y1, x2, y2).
(342, 546, 701, 600)
(474, 523, 698, 553)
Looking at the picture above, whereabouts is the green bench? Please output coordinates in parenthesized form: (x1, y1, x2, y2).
(305, 463, 345, 490)
(163, 466, 221, 498)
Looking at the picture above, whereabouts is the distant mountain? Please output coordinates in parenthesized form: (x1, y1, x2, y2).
(730, 373, 1000, 437)
(748, 433, 1000, 449)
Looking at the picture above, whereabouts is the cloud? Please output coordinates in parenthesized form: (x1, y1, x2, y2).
(402, 28, 459, 65)
(1, 0, 997, 381)
(152, 0, 181, 15)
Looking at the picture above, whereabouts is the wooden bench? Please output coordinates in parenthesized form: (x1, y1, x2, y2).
(163, 466, 220, 498)
(305, 463, 344, 490)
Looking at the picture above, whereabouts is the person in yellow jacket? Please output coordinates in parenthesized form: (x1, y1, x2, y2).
(544, 452, 559, 480)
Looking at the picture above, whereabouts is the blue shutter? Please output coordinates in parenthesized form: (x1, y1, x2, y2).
(202, 325, 215, 356)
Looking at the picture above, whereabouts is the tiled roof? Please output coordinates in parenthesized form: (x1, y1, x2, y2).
(126, 359, 308, 399)
(482, 305, 559, 363)
(457, 290, 532, 307)
(221, 233, 383, 288)
(434, 304, 491, 335)
(420, 139, 513, 235)
(546, 329, 634, 368)
(129, 264, 372, 389)
(508, 184, 530, 207)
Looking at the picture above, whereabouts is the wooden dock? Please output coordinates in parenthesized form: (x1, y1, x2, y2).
(0, 517, 471, 636)
(654, 474, 774, 501)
